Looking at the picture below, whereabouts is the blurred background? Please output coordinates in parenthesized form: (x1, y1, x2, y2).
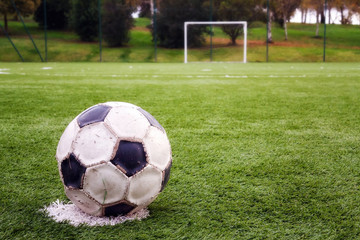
(0, 0, 359, 62)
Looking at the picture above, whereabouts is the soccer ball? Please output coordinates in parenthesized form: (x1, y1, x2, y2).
(55, 102, 172, 217)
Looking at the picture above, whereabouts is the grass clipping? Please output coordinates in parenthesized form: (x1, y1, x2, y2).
(42, 200, 149, 226)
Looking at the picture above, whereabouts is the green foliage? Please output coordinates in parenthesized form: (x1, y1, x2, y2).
(138, 1, 151, 18)
(0, 0, 40, 31)
(155, 0, 209, 48)
(0, 0, 41, 16)
(102, 0, 135, 47)
(34, 0, 71, 30)
(71, 0, 98, 42)
(215, 0, 264, 21)
(271, 0, 302, 27)
(215, 0, 264, 45)
(0, 63, 360, 239)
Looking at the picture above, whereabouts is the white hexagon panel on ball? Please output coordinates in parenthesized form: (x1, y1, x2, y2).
(73, 122, 117, 167)
(56, 119, 79, 162)
(144, 127, 172, 171)
(127, 165, 163, 206)
(83, 163, 129, 205)
(103, 102, 137, 109)
(105, 106, 150, 140)
(65, 188, 103, 217)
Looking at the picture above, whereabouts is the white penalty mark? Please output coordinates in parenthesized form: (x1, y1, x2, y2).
(41, 200, 149, 226)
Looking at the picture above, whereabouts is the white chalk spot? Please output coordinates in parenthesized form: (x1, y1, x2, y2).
(41, 199, 149, 226)
(42, 67, 53, 70)
(0, 72, 10, 74)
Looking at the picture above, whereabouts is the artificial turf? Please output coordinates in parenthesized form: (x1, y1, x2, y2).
(0, 62, 359, 239)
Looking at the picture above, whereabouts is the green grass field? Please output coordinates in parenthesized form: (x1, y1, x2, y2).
(0, 62, 360, 239)
(1, 18, 359, 62)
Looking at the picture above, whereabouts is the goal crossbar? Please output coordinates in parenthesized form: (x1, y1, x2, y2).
(184, 21, 247, 63)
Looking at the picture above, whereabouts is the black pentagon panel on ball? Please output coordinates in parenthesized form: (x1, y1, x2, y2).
(137, 108, 165, 132)
(104, 201, 135, 216)
(161, 162, 172, 192)
(111, 141, 147, 177)
(61, 154, 86, 189)
(77, 105, 111, 128)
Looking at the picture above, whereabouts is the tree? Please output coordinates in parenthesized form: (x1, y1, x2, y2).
(271, 0, 301, 40)
(71, 0, 98, 42)
(215, 0, 263, 45)
(154, 0, 208, 48)
(137, 0, 159, 18)
(139, 0, 151, 18)
(331, 0, 360, 24)
(34, 0, 71, 30)
(299, 0, 312, 23)
(264, 0, 274, 43)
(327, 0, 335, 24)
(305, 0, 324, 37)
(102, 0, 136, 47)
(0, 0, 40, 32)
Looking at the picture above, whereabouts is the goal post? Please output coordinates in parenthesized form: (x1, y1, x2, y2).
(184, 21, 247, 63)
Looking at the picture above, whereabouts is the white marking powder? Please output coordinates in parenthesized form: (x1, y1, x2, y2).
(41, 200, 149, 226)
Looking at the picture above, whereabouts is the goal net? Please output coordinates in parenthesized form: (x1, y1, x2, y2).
(184, 21, 247, 63)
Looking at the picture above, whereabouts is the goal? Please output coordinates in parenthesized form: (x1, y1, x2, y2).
(184, 21, 247, 63)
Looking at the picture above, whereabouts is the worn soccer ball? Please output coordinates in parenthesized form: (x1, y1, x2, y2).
(55, 102, 172, 217)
